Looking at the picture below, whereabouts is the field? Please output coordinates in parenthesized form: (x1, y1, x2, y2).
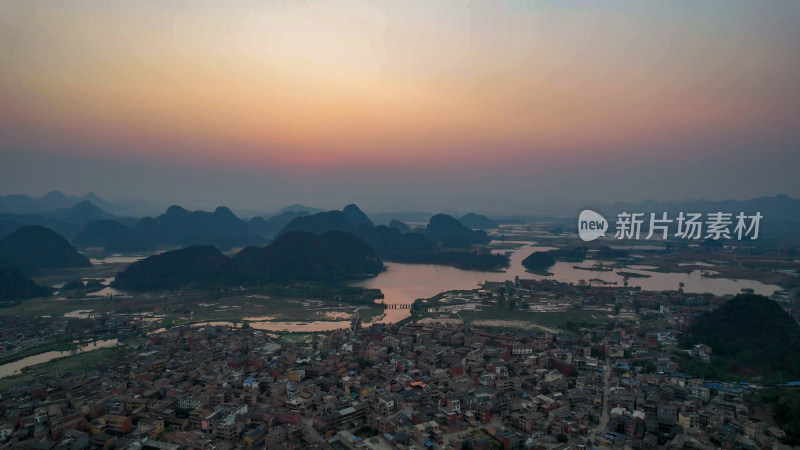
(414, 288, 611, 333)
(0, 347, 120, 391)
(458, 307, 605, 326)
(1, 289, 384, 323)
(458, 307, 606, 332)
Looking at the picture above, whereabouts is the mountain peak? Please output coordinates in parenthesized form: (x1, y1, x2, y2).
(213, 206, 236, 217)
(459, 212, 498, 230)
(0, 225, 91, 273)
(279, 203, 323, 214)
(342, 204, 374, 227)
(82, 192, 104, 202)
(52, 200, 115, 222)
(165, 205, 189, 216)
(425, 213, 489, 248)
(72, 200, 100, 210)
(42, 190, 67, 201)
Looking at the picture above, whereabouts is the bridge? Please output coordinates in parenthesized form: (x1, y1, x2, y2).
(385, 304, 412, 309)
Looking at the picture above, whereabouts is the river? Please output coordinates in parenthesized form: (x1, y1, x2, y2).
(0, 339, 118, 378)
(83, 241, 783, 333)
(351, 242, 782, 323)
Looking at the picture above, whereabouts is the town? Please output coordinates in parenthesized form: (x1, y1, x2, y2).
(1, 278, 797, 450)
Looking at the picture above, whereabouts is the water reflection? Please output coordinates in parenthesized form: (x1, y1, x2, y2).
(352, 242, 782, 323)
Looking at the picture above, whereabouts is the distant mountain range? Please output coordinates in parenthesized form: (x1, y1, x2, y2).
(276, 205, 504, 270)
(134, 205, 265, 249)
(0, 194, 501, 253)
(0, 191, 161, 217)
(0, 199, 128, 241)
(0, 201, 501, 297)
(388, 220, 411, 233)
(113, 230, 383, 291)
(246, 211, 311, 240)
(276, 206, 491, 250)
(0, 201, 270, 252)
(277, 204, 327, 215)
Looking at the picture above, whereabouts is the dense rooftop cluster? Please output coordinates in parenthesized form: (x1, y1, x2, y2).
(1, 301, 795, 450)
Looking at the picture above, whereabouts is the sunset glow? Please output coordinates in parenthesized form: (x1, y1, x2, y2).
(2, 1, 799, 211)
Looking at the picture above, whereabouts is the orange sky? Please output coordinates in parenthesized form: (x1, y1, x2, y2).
(1, 1, 799, 211)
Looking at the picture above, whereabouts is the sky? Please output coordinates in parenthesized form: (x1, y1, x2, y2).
(1, 0, 799, 215)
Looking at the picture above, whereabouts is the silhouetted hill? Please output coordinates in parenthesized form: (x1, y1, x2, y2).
(342, 204, 374, 227)
(114, 230, 383, 291)
(0, 199, 123, 240)
(279, 210, 435, 256)
(0, 226, 90, 274)
(522, 251, 557, 272)
(278, 204, 326, 214)
(0, 219, 25, 240)
(277, 207, 505, 269)
(370, 211, 437, 224)
(0, 191, 160, 217)
(235, 230, 382, 283)
(388, 220, 411, 233)
(278, 210, 359, 236)
(52, 200, 115, 223)
(680, 294, 800, 379)
(133, 205, 265, 249)
(424, 214, 490, 248)
(70, 205, 266, 251)
(459, 213, 498, 230)
(522, 247, 590, 273)
(72, 220, 141, 251)
(0, 212, 78, 239)
(356, 225, 436, 256)
(248, 211, 310, 238)
(0, 267, 53, 300)
(113, 245, 241, 291)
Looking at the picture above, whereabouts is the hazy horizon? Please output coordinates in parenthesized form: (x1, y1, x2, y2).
(2, 1, 799, 215)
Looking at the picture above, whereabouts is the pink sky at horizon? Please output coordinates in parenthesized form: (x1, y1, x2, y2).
(1, 1, 799, 212)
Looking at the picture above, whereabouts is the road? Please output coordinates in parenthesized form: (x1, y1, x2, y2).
(589, 361, 612, 444)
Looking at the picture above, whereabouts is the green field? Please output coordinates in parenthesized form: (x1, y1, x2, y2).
(0, 297, 111, 317)
(0, 338, 81, 366)
(458, 307, 606, 328)
(1, 291, 384, 325)
(0, 347, 120, 392)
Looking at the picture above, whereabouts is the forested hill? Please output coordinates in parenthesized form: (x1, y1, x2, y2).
(680, 294, 800, 379)
(113, 230, 383, 291)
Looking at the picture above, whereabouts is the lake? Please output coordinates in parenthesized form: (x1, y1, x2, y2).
(79, 241, 783, 333)
(351, 242, 783, 323)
